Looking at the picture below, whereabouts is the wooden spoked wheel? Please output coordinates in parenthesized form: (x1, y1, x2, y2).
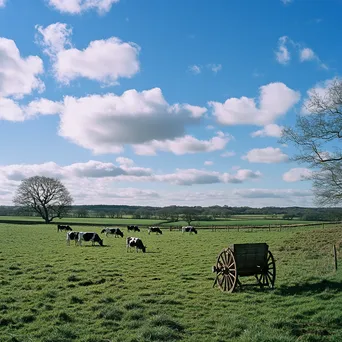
(256, 251, 276, 289)
(214, 248, 237, 293)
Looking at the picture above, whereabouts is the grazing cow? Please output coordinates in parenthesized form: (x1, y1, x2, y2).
(148, 226, 163, 235)
(66, 231, 79, 246)
(78, 232, 103, 246)
(127, 225, 140, 232)
(101, 227, 124, 238)
(57, 224, 72, 232)
(182, 226, 198, 234)
(126, 237, 146, 253)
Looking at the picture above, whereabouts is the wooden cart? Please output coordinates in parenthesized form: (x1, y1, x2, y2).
(212, 243, 276, 293)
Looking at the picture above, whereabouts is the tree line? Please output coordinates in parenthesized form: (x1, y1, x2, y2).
(1, 204, 342, 223)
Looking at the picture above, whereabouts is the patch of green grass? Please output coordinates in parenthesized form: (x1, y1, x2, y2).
(0, 215, 165, 225)
(161, 219, 321, 227)
(0, 223, 342, 341)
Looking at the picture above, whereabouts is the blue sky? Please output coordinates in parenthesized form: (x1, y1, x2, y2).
(0, 0, 341, 207)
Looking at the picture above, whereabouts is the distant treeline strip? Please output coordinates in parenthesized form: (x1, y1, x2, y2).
(0, 219, 337, 230)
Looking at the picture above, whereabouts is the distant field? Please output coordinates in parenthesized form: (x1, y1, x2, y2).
(0, 216, 165, 226)
(0, 216, 321, 228)
(161, 219, 320, 227)
(0, 222, 341, 341)
(230, 214, 285, 220)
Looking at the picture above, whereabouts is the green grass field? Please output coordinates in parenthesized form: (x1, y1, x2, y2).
(162, 219, 319, 227)
(0, 216, 165, 226)
(0, 216, 320, 228)
(1, 223, 342, 341)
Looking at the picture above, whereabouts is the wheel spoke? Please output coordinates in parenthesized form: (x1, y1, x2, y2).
(224, 275, 229, 291)
(266, 273, 273, 286)
(223, 251, 230, 266)
(228, 262, 235, 269)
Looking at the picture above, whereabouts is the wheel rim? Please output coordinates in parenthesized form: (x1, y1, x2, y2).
(215, 248, 237, 293)
(257, 250, 276, 288)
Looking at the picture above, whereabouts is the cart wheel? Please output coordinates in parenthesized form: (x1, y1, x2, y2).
(256, 250, 276, 289)
(214, 248, 237, 293)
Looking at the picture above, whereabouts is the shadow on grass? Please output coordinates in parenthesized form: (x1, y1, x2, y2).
(81, 245, 111, 248)
(275, 280, 342, 296)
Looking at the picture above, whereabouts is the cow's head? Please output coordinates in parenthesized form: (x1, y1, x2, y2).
(99, 238, 104, 246)
(136, 227, 140, 232)
(194, 228, 198, 234)
(118, 231, 124, 238)
(100, 228, 106, 234)
(142, 245, 146, 253)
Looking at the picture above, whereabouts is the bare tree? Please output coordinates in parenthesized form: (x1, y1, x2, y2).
(182, 208, 200, 226)
(280, 78, 342, 205)
(13, 176, 73, 223)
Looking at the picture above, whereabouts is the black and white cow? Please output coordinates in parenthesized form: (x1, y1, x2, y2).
(127, 225, 140, 232)
(57, 224, 72, 232)
(126, 237, 146, 253)
(101, 227, 124, 238)
(78, 232, 104, 246)
(148, 226, 163, 235)
(182, 226, 198, 234)
(66, 231, 79, 246)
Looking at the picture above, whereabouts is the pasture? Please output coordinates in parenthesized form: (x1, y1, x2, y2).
(0, 216, 320, 228)
(1, 223, 342, 342)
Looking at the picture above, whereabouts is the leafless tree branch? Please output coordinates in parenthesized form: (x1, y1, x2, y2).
(13, 176, 73, 223)
(280, 78, 342, 205)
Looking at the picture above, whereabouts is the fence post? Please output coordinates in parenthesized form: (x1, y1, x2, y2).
(269, 224, 271, 232)
(333, 245, 338, 271)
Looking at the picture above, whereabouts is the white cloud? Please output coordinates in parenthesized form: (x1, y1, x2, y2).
(0, 97, 63, 121)
(207, 64, 222, 73)
(35, 23, 140, 85)
(133, 131, 231, 156)
(299, 47, 315, 62)
(281, 0, 293, 4)
(0, 0, 6, 8)
(189, 65, 201, 75)
(0, 162, 313, 206)
(155, 168, 261, 186)
(204, 161, 213, 166)
(35, 23, 73, 57)
(283, 168, 313, 182)
(25, 98, 64, 117)
(0, 161, 261, 189)
(58, 87, 207, 154)
(116, 157, 135, 167)
(209, 82, 300, 126)
(0, 160, 152, 181)
(299, 47, 327, 69)
(47, 0, 119, 14)
(251, 124, 284, 138)
(206, 125, 215, 130)
(233, 188, 311, 199)
(275, 36, 328, 69)
(0, 38, 44, 99)
(242, 147, 288, 163)
(275, 36, 290, 65)
(221, 151, 236, 157)
(0, 98, 25, 121)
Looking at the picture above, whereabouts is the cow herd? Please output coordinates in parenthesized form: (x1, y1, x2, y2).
(58, 224, 198, 253)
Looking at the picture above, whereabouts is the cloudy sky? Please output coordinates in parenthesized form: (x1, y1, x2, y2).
(0, 0, 340, 207)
